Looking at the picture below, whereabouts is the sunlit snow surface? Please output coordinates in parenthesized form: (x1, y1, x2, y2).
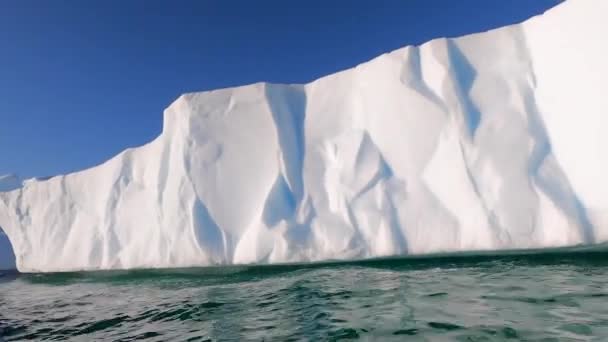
(2, 0, 608, 272)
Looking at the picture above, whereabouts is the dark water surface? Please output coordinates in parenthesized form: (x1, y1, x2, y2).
(1, 249, 608, 341)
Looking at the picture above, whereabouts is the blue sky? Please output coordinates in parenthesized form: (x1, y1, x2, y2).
(1, 0, 562, 178)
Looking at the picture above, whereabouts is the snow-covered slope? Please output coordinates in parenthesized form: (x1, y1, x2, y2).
(2, 0, 608, 272)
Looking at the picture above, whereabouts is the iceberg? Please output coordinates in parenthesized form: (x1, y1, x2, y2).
(2, 0, 608, 272)
(0, 174, 20, 269)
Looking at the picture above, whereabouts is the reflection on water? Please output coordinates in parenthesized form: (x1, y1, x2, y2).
(1, 249, 608, 340)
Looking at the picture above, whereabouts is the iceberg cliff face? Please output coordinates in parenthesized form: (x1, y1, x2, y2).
(2, 0, 608, 272)
(0, 174, 20, 269)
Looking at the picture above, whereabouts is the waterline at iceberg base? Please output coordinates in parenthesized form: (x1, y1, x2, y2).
(2, 0, 608, 272)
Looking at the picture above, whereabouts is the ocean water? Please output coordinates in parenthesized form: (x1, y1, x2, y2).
(1, 249, 608, 341)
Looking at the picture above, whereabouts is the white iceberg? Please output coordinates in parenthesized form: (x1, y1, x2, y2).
(2, 0, 608, 272)
(0, 174, 21, 269)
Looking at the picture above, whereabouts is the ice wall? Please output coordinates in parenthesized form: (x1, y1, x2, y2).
(1, 0, 608, 272)
(0, 175, 20, 269)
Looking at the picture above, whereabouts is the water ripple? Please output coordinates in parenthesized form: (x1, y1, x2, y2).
(1, 250, 608, 340)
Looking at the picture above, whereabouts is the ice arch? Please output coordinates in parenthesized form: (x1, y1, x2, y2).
(0, 228, 16, 270)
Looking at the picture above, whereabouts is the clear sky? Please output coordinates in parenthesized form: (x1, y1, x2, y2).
(1, 0, 562, 178)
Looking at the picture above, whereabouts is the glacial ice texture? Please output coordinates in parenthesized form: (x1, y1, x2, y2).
(2, 0, 608, 272)
(0, 175, 20, 269)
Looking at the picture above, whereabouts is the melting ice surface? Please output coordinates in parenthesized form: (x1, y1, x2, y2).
(2, 0, 608, 272)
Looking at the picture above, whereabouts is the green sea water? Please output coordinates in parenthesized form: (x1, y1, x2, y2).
(1, 249, 608, 341)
